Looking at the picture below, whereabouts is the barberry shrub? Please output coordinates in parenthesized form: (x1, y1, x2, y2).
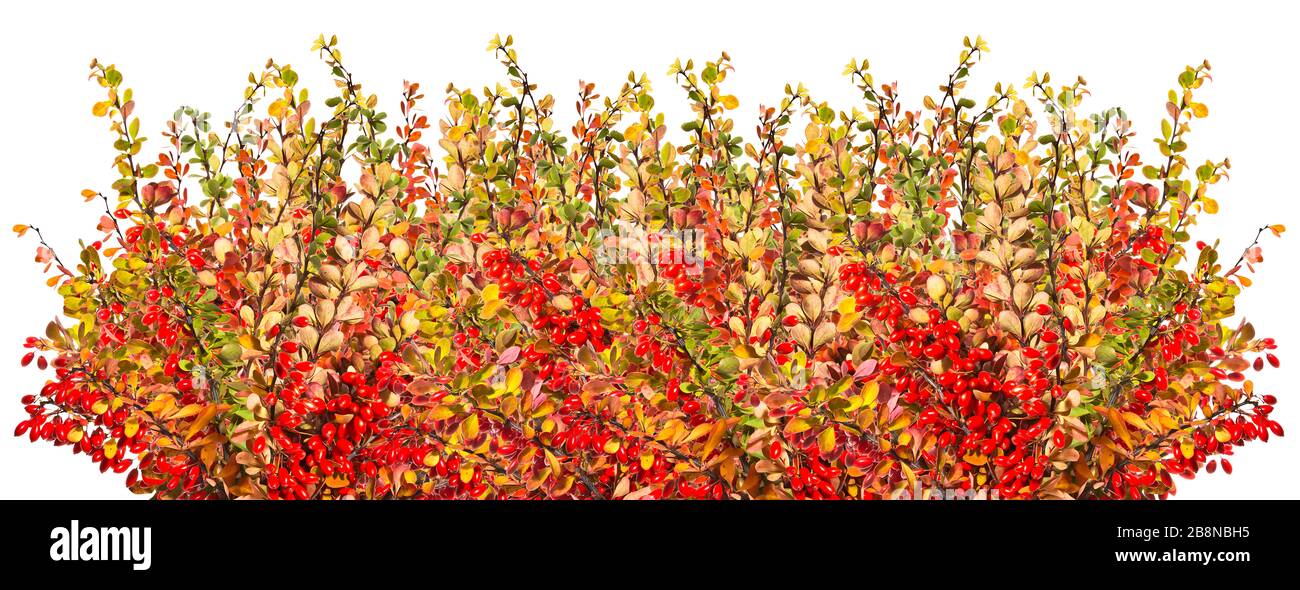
(13, 34, 1285, 500)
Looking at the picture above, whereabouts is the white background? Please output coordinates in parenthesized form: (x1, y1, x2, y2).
(1, 0, 1295, 499)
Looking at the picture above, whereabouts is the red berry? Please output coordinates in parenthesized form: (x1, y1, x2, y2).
(767, 440, 782, 459)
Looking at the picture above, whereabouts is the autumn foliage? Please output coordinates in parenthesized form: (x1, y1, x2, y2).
(13, 35, 1286, 499)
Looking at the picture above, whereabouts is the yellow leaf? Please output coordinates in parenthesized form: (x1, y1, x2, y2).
(267, 99, 287, 118)
(837, 297, 857, 315)
(185, 405, 219, 440)
(784, 417, 813, 435)
(200, 443, 218, 468)
(818, 427, 837, 454)
(720, 95, 739, 110)
(901, 461, 917, 491)
(144, 393, 175, 414)
(1122, 412, 1152, 433)
(1106, 408, 1132, 446)
(683, 422, 712, 444)
(479, 299, 504, 320)
(171, 403, 203, 420)
(963, 452, 988, 466)
(861, 381, 880, 408)
(1157, 410, 1180, 431)
(1099, 447, 1114, 474)
(702, 420, 727, 458)
(926, 274, 948, 301)
(546, 449, 563, 475)
(462, 413, 480, 440)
